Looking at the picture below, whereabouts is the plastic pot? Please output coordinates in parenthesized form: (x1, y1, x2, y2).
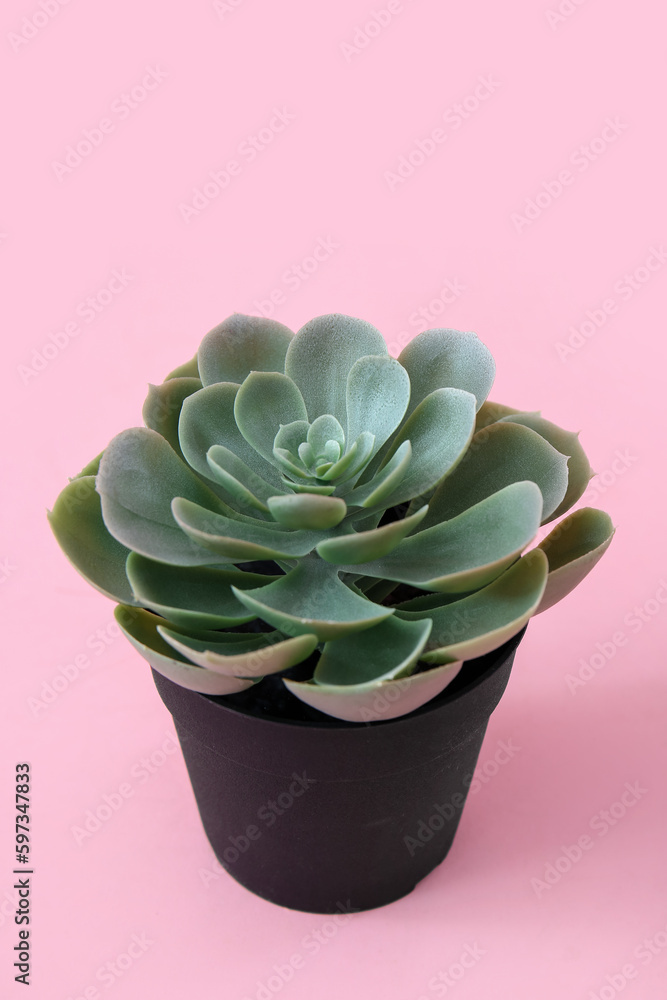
(152, 627, 525, 913)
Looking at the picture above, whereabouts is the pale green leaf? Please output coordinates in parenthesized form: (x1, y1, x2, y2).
(234, 371, 308, 466)
(125, 552, 272, 629)
(399, 328, 495, 417)
(159, 627, 318, 678)
(231, 554, 394, 640)
(171, 497, 326, 561)
(421, 421, 569, 528)
(48, 477, 138, 605)
(498, 413, 592, 520)
(345, 355, 410, 456)
(179, 382, 283, 488)
(96, 428, 231, 566)
(114, 606, 256, 695)
(344, 441, 411, 508)
(342, 481, 543, 593)
(398, 548, 548, 662)
(197, 314, 293, 386)
(142, 377, 202, 459)
(284, 313, 387, 425)
(206, 444, 277, 514)
(353, 388, 477, 513)
(267, 493, 347, 530)
(284, 660, 463, 723)
(314, 615, 432, 685)
(316, 505, 427, 564)
(164, 354, 200, 380)
(536, 507, 615, 612)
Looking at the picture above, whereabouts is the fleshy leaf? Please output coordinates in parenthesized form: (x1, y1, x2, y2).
(399, 328, 495, 417)
(234, 372, 308, 466)
(171, 497, 326, 561)
(96, 428, 231, 566)
(164, 355, 200, 380)
(48, 477, 139, 605)
(344, 441, 411, 508)
(316, 505, 427, 564)
(71, 452, 104, 479)
(267, 494, 347, 530)
(353, 388, 477, 513)
(158, 627, 318, 678)
(125, 552, 273, 629)
(284, 661, 463, 723)
(307, 415, 345, 458)
(142, 377, 202, 459)
(498, 413, 592, 520)
(231, 554, 395, 640)
(314, 615, 432, 685)
(398, 548, 548, 662)
(329, 432, 376, 487)
(284, 314, 387, 426)
(316, 439, 355, 482)
(536, 508, 615, 613)
(197, 314, 293, 386)
(179, 383, 282, 489)
(474, 399, 524, 430)
(206, 445, 276, 514)
(342, 481, 543, 593)
(345, 355, 410, 456)
(114, 606, 256, 695)
(421, 421, 569, 528)
(281, 477, 336, 495)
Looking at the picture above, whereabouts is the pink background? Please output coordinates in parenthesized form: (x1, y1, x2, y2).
(2, 0, 666, 997)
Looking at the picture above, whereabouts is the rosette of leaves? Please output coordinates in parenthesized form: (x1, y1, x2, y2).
(48, 313, 614, 722)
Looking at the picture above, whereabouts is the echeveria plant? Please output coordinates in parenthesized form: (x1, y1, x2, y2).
(49, 314, 613, 722)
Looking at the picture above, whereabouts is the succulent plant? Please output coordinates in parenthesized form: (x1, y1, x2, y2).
(48, 313, 614, 722)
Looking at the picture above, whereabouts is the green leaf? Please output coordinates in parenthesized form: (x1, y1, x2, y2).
(344, 441, 411, 508)
(171, 497, 326, 561)
(206, 445, 277, 514)
(164, 355, 200, 380)
(421, 421, 569, 528)
(498, 413, 592, 520)
(474, 399, 523, 430)
(179, 382, 283, 489)
(274, 448, 310, 479)
(125, 552, 273, 629)
(314, 615, 432, 685)
(142, 377, 202, 459)
(197, 314, 293, 386)
(345, 355, 410, 456)
(70, 451, 104, 479)
(234, 372, 308, 466)
(96, 428, 231, 566)
(47, 477, 139, 605)
(114, 606, 256, 695)
(354, 388, 477, 513)
(284, 660, 463, 723)
(398, 328, 495, 417)
(274, 420, 310, 458)
(307, 414, 345, 457)
(281, 477, 336, 495)
(231, 554, 395, 640)
(329, 432, 376, 487)
(267, 493, 347, 530)
(398, 548, 548, 663)
(535, 507, 615, 613)
(342, 481, 543, 593)
(158, 627, 318, 678)
(284, 313, 387, 425)
(316, 505, 427, 564)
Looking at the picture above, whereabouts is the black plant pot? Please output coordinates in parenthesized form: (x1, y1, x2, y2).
(152, 627, 525, 913)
